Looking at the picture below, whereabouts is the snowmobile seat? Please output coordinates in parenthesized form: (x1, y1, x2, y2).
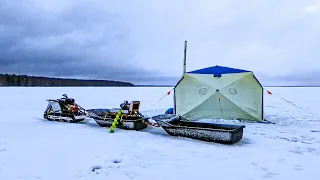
(62, 98, 75, 105)
(59, 98, 76, 113)
(58, 101, 69, 113)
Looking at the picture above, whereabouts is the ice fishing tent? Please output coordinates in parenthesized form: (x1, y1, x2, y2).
(173, 65, 264, 121)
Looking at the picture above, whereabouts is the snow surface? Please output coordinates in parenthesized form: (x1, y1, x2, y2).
(0, 87, 320, 180)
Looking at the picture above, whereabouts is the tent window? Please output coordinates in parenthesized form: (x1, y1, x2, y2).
(198, 88, 207, 95)
(229, 88, 238, 94)
(213, 74, 221, 77)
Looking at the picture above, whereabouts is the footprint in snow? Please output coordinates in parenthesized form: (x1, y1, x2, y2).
(277, 158, 286, 164)
(311, 130, 320, 133)
(111, 159, 122, 163)
(294, 165, 303, 171)
(260, 167, 280, 179)
(91, 165, 102, 174)
(262, 172, 279, 179)
(289, 147, 304, 155)
(0, 149, 6, 153)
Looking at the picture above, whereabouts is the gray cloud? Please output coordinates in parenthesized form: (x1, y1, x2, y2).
(0, 0, 177, 85)
(259, 70, 320, 86)
(1, 0, 320, 85)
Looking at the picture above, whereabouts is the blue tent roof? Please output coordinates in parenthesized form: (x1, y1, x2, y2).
(187, 65, 251, 77)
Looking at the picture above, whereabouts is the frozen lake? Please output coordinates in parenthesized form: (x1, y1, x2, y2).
(0, 86, 319, 180)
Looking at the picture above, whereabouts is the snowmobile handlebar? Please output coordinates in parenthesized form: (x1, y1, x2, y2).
(46, 99, 59, 102)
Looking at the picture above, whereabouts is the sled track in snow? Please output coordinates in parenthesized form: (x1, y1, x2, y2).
(0, 136, 6, 154)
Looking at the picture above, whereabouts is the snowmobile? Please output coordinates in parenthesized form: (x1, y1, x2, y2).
(43, 94, 87, 123)
(86, 100, 150, 130)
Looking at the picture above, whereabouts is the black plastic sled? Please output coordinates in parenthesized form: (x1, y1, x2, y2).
(151, 114, 246, 144)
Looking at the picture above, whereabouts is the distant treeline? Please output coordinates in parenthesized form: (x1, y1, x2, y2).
(0, 74, 134, 87)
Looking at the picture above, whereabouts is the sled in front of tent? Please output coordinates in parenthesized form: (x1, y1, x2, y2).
(86, 101, 149, 131)
(151, 114, 245, 144)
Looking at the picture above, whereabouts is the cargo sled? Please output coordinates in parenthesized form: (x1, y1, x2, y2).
(43, 94, 87, 123)
(86, 101, 149, 131)
(151, 114, 245, 144)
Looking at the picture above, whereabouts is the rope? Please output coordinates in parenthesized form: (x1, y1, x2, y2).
(143, 88, 174, 128)
(145, 88, 174, 111)
(145, 122, 160, 127)
(216, 90, 224, 119)
(267, 90, 320, 119)
(150, 94, 169, 108)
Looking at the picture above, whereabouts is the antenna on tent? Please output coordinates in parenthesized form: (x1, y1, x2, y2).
(183, 40, 187, 74)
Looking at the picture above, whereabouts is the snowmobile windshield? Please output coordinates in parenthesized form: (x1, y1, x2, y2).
(49, 101, 62, 113)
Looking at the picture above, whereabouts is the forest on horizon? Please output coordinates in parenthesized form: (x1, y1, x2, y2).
(0, 74, 134, 87)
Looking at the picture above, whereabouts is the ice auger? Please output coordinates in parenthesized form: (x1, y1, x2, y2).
(109, 109, 123, 133)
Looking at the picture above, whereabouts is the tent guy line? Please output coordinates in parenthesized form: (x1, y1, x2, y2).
(266, 90, 320, 120)
(152, 87, 320, 122)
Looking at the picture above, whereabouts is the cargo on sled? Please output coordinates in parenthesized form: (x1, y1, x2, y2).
(151, 114, 245, 144)
(43, 94, 87, 123)
(86, 100, 149, 131)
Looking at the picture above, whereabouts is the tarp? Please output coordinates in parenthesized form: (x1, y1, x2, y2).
(188, 65, 250, 76)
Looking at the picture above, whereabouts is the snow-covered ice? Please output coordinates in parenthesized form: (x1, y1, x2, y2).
(0, 87, 319, 180)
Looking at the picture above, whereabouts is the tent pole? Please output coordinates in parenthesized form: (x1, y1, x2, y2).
(183, 40, 187, 74)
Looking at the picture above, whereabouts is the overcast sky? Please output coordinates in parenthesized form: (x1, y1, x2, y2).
(1, 0, 320, 85)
